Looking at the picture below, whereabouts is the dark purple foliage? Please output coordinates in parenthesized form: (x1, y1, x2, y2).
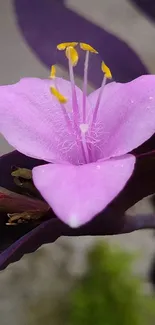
(0, 138, 155, 270)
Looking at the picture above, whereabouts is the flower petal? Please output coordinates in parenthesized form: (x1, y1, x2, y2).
(0, 78, 87, 164)
(32, 154, 135, 227)
(89, 75, 155, 159)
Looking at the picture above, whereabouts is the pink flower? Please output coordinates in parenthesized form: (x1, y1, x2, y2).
(0, 43, 155, 228)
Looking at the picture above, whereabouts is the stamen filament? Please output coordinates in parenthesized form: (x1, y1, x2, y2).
(91, 75, 107, 127)
(66, 47, 89, 163)
(59, 101, 73, 132)
(50, 77, 73, 133)
(54, 42, 113, 164)
(91, 62, 112, 128)
(79, 124, 90, 163)
(83, 50, 89, 123)
(67, 47, 80, 131)
(81, 133, 90, 163)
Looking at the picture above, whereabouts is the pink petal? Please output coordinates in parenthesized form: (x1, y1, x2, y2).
(0, 78, 88, 164)
(32, 154, 135, 227)
(89, 75, 155, 159)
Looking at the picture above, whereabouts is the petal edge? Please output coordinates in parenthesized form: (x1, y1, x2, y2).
(32, 155, 136, 227)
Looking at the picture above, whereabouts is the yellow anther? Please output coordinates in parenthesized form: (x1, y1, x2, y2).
(50, 87, 68, 104)
(65, 46, 79, 67)
(50, 65, 56, 79)
(57, 42, 78, 50)
(80, 43, 98, 54)
(101, 62, 112, 79)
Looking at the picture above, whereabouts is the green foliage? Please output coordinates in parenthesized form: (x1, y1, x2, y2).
(68, 242, 155, 325)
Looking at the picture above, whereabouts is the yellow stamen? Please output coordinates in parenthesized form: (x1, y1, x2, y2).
(80, 43, 98, 54)
(101, 62, 112, 79)
(65, 46, 79, 67)
(57, 42, 78, 50)
(50, 87, 68, 104)
(50, 65, 56, 79)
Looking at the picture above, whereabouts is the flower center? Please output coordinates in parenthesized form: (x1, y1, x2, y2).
(49, 42, 112, 164)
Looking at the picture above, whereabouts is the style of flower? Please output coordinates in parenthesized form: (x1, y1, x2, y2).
(0, 42, 155, 228)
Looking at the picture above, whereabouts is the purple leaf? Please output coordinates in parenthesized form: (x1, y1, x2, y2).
(129, 0, 155, 22)
(0, 146, 155, 270)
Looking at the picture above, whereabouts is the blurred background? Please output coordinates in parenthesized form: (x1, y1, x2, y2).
(1, 0, 155, 324)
